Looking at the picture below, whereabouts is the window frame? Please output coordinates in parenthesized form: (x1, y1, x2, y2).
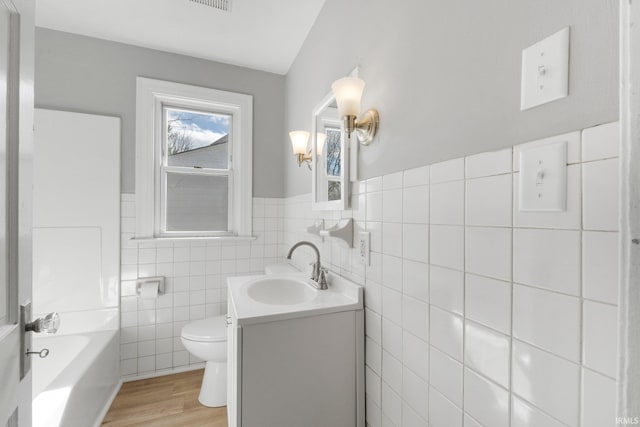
(159, 105, 233, 236)
(135, 77, 253, 239)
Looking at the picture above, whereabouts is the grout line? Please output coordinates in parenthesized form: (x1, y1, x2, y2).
(461, 155, 467, 423)
(398, 183, 405, 427)
(577, 148, 585, 427)
(509, 168, 515, 427)
(511, 280, 583, 301)
(511, 388, 574, 427)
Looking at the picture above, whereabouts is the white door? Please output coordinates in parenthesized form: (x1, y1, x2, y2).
(619, 0, 640, 418)
(0, 0, 34, 425)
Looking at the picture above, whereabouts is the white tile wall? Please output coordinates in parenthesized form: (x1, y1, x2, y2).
(582, 122, 619, 162)
(429, 386, 462, 427)
(513, 228, 581, 295)
(464, 321, 510, 388)
(465, 274, 511, 334)
(465, 148, 512, 179)
(583, 231, 619, 304)
(429, 346, 463, 407)
(512, 340, 581, 425)
(280, 122, 619, 427)
(464, 368, 510, 427)
(430, 180, 464, 225)
(513, 284, 581, 362)
(429, 266, 463, 315)
(583, 300, 618, 378)
(466, 174, 512, 227)
(581, 368, 617, 427)
(583, 158, 620, 231)
(430, 306, 463, 362)
(119, 194, 283, 377)
(465, 226, 512, 281)
(402, 260, 429, 302)
(512, 396, 566, 427)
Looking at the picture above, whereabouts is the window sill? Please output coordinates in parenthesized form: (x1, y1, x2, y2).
(131, 235, 257, 244)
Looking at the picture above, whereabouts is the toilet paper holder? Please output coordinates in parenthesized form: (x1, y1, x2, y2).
(136, 276, 165, 297)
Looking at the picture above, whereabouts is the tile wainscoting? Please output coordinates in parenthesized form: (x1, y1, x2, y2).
(118, 195, 285, 378)
(117, 121, 619, 426)
(282, 122, 619, 427)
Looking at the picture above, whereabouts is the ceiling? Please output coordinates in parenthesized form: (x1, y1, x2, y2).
(35, 0, 326, 75)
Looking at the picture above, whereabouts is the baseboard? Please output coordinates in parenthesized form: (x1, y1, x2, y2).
(121, 363, 206, 383)
(93, 379, 122, 427)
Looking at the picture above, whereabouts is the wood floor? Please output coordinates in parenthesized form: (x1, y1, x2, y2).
(102, 369, 228, 427)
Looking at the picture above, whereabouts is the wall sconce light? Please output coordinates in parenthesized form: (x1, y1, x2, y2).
(289, 130, 311, 169)
(289, 131, 328, 169)
(331, 77, 379, 145)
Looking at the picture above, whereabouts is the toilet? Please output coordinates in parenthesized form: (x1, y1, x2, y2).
(181, 264, 297, 407)
(180, 315, 228, 407)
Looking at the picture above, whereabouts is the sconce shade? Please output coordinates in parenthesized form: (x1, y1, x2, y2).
(317, 133, 327, 156)
(289, 130, 310, 155)
(332, 77, 365, 118)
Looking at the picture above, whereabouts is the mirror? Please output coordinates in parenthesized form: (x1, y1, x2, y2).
(312, 91, 349, 210)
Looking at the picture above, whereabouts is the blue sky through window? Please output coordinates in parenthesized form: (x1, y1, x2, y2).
(166, 108, 230, 152)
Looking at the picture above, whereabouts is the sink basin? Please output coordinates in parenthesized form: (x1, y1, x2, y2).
(246, 277, 317, 305)
(229, 273, 363, 325)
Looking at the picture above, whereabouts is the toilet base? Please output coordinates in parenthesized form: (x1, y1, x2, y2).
(198, 360, 227, 407)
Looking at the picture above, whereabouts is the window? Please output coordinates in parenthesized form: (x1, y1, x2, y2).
(135, 77, 252, 238)
(324, 126, 341, 201)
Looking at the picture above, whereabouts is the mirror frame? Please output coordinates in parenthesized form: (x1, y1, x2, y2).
(311, 90, 349, 211)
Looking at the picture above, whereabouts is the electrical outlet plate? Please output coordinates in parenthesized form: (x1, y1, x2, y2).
(519, 141, 567, 211)
(357, 231, 370, 266)
(521, 27, 570, 110)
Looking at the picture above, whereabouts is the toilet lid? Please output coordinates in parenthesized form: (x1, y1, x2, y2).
(181, 316, 227, 342)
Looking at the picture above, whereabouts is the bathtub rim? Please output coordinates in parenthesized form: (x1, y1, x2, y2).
(32, 328, 120, 427)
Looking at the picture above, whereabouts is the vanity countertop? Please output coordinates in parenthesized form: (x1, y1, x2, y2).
(227, 272, 363, 326)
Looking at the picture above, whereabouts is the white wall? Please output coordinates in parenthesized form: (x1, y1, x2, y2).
(283, 122, 619, 427)
(284, 0, 619, 196)
(34, 28, 286, 198)
(33, 109, 120, 333)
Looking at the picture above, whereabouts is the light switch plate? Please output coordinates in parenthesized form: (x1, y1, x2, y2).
(521, 27, 570, 110)
(519, 141, 567, 211)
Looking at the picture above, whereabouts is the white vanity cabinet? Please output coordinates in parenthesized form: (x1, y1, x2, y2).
(226, 274, 364, 427)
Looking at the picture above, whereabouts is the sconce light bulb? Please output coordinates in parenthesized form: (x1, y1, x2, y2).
(332, 77, 365, 119)
(289, 130, 310, 155)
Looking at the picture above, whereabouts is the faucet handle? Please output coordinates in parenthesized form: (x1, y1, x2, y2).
(317, 267, 329, 290)
(309, 261, 318, 279)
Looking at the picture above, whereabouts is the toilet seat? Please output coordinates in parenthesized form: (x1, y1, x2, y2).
(181, 316, 227, 342)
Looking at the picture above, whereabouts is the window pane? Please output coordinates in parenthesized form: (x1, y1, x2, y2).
(166, 107, 231, 169)
(166, 173, 229, 232)
(328, 180, 341, 201)
(325, 127, 341, 177)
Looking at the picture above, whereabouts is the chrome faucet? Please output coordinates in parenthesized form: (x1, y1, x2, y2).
(286, 241, 328, 290)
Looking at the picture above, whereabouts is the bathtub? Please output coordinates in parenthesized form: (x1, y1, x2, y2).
(32, 329, 120, 427)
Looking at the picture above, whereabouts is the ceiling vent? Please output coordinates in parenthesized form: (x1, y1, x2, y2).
(188, 0, 231, 12)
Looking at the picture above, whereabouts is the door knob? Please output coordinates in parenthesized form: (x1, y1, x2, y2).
(25, 312, 60, 334)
